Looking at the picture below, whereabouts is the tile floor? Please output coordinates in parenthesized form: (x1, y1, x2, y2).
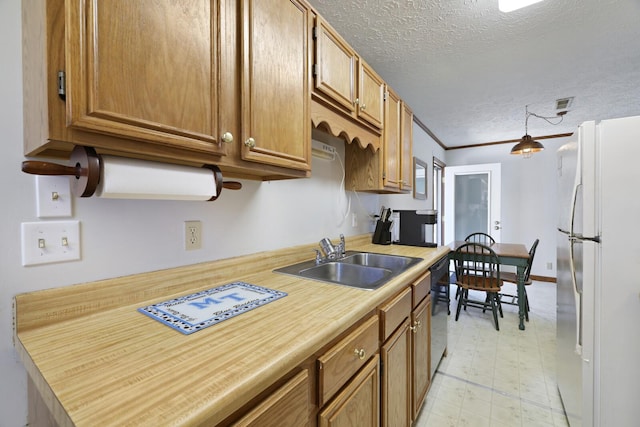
(414, 282, 569, 427)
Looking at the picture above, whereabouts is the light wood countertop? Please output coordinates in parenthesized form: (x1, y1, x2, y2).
(14, 235, 449, 426)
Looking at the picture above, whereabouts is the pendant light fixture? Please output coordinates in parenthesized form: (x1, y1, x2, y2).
(510, 105, 565, 158)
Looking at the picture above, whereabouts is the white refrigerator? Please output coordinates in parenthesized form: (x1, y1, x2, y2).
(556, 115, 640, 426)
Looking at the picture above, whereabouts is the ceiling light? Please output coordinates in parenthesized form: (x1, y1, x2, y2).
(510, 105, 565, 158)
(510, 134, 545, 158)
(499, 0, 544, 13)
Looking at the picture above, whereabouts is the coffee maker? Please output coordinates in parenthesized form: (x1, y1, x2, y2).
(394, 209, 438, 247)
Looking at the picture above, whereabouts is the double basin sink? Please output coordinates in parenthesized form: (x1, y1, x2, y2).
(273, 251, 423, 291)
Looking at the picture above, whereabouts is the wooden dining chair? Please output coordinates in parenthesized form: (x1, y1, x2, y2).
(498, 239, 539, 321)
(453, 242, 503, 331)
(464, 232, 496, 245)
(454, 232, 496, 301)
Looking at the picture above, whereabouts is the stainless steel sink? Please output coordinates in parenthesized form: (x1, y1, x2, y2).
(339, 252, 418, 273)
(273, 251, 423, 290)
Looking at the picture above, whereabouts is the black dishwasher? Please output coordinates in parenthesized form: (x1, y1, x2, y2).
(429, 254, 450, 377)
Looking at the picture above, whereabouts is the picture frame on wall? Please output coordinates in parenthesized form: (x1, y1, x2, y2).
(413, 157, 427, 200)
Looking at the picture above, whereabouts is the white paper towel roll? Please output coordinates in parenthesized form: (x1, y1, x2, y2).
(95, 156, 217, 201)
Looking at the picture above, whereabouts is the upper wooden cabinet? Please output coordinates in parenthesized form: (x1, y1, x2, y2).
(313, 17, 357, 116)
(64, 0, 224, 156)
(383, 87, 402, 190)
(240, 0, 312, 172)
(312, 16, 384, 135)
(344, 87, 413, 194)
(400, 102, 414, 192)
(358, 61, 385, 130)
(22, 0, 311, 180)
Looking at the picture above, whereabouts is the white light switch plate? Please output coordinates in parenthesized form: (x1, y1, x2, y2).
(21, 221, 81, 266)
(36, 176, 72, 217)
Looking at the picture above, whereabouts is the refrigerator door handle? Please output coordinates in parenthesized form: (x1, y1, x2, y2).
(568, 236, 583, 356)
(569, 182, 582, 236)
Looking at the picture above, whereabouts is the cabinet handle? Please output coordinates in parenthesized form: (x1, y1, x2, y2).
(354, 98, 359, 106)
(411, 320, 422, 333)
(244, 137, 256, 148)
(354, 348, 366, 360)
(221, 132, 234, 144)
(360, 103, 366, 110)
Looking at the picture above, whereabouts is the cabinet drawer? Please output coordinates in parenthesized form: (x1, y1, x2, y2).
(318, 355, 380, 427)
(379, 287, 411, 341)
(232, 369, 311, 427)
(318, 315, 379, 406)
(412, 271, 431, 308)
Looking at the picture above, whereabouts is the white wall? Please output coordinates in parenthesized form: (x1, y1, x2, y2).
(0, 2, 378, 424)
(446, 136, 572, 278)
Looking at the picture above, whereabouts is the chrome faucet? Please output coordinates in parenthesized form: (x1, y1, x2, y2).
(316, 234, 346, 264)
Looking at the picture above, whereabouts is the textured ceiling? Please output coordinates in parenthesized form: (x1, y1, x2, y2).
(307, 0, 640, 148)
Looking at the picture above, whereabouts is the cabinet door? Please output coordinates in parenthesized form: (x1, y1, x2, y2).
(383, 88, 401, 190)
(411, 295, 431, 420)
(319, 355, 380, 427)
(240, 0, 311, 171)
(400, 103, 413, 192)
(65, 0, 224, 155)
(232, 369, 311, 427)
(381, 320, 411, 427)
(358, 61, 385, 129)
(314, 17, 357, 115)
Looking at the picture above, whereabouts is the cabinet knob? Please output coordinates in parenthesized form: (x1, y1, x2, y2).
(411, 320, 421, 333)
(244, 137, 256, 148)
(354, 98, 359, 106)
(221, 132, 234, 144)
(353, 348, 366, 360)
(360, 103, 366, 110)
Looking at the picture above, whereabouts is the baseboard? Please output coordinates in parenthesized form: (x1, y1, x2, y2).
(531, 275, 556, 283)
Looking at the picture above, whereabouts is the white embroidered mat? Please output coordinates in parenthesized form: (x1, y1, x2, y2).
(138, 282, 287, 335)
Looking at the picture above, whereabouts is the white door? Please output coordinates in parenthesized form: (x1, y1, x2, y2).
(444, 163, 501, 243)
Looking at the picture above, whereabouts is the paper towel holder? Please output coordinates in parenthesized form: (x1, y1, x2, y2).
(21, 145, 242, 200)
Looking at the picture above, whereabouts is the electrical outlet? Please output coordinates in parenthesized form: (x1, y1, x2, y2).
(21, 221, 81, 266)
(36, 176, 72, 218)
(185, 221, 202, 250)
(546, 262, 553, 270)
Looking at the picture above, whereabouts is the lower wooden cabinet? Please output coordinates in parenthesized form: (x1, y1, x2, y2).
(232, 270, 433, 427)
(231, 369, 312, 427)
(381, 319, 412, 427)
(318, 355, 380, 427)
(377, 273, 432, 427)
(411, 294, 432, 420)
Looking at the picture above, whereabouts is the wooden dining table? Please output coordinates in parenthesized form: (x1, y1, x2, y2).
(448, 241, 531, 330)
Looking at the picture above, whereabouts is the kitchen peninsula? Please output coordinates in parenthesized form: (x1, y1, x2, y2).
(14, 235, 449, 426)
